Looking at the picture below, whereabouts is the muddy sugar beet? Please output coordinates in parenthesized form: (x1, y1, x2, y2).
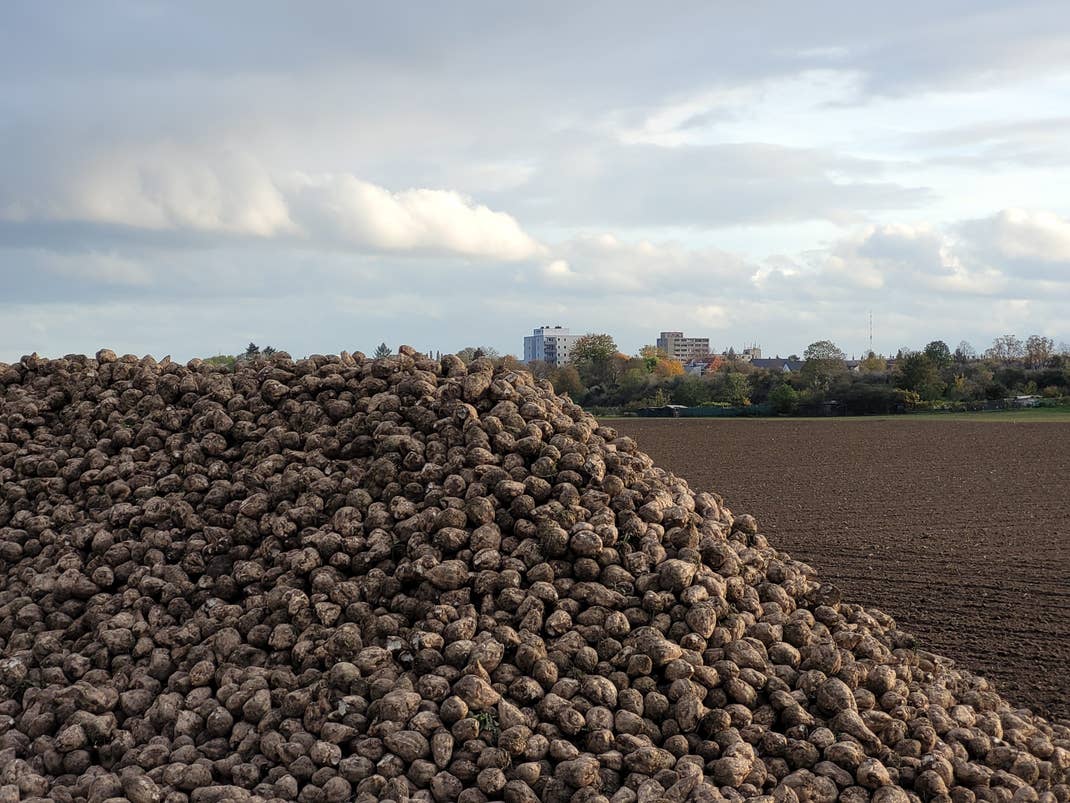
(0, 348, 1067, 803)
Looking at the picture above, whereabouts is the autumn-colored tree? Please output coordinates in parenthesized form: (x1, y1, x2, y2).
(653, 357, 685, 378)
(703, 355, 725, 374)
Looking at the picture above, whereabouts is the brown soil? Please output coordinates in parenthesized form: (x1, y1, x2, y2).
(613, 418, 1070, 722)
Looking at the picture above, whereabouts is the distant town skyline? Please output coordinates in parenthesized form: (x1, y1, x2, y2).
(2, 3, 1069, 361)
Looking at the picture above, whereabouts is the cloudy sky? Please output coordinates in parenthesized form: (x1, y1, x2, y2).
(2, 2, 1069, 362)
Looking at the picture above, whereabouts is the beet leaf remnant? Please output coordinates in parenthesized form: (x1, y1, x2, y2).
(0, 347, 1067, 802)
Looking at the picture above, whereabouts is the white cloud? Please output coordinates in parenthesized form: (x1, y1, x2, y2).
(0, 145, 544, 262)
(808, 211, 1070, 299)
(823, 253, 886, 289)
(52, 144, 295, 236)
(817, 222, 1011, 296)
(286, 173, 543, 260)
(984, 208, 1070, 262)
(541, 259, 575, 282)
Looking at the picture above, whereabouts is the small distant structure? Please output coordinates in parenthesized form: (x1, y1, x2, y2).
(637, 404, 689, 418)
(524, 325, 581, 367)
(750, 357, 805, 373)
(1013, 394, 1041, 408)
(656, 331, 710, 362)
(683, 359, 709, 376)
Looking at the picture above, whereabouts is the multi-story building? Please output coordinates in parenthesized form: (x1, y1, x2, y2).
(524, 325, 582, 367)
(656, 331, 710, 362)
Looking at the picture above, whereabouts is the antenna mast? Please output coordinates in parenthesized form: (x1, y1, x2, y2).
(868, 311, 873, 355)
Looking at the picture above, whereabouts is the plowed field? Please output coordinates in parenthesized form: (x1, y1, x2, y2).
(613, 418, 1070, 722)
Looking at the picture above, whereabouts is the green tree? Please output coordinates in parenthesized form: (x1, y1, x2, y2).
(805, 340, 847, 361)
(570, 333, 619, 386)
(571, 333, 618, 364)
(236, 342, 280, 362)
(801, 340, 847, 391)
(947, 374, 970, 400)
(204, 354, 237, 369)
(923, 340, 952, 368)
(859, 351, 886, 373)
(895, 353, 944, 400)
(838, 381, 901, 415)
(638, 345, 663, 372)
(553, 365, 585, 399)
(985, 381, 1008, 400)
(769, 383, 799, 414)
(715, 373, 751, 406)
(373, 342, 391, 359)
(746, 369, 781, 404)
(671, 375, 710, 407)
(648, 388, 671, 407)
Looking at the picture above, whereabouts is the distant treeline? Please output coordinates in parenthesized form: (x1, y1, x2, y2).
(525, 334, 1070, 416)
(201, 335, 1070, 417)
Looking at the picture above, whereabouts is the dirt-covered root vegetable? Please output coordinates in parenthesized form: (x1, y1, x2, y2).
(0, 349, 1067, 802)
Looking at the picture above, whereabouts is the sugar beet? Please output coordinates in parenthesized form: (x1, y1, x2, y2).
(0, 349, 1067, 803)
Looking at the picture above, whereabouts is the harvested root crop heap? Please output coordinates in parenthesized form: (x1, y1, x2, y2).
(0, 349, 1066, 803)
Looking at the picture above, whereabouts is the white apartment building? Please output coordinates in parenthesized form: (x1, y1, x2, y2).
(524, 326, 581, 367)
(656, 331, 710, 362)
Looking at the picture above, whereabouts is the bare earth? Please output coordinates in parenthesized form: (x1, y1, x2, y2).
(613, 418, 1070, 723)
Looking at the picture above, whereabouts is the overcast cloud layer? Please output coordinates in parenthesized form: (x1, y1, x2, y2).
(2, 1, 1069, 361)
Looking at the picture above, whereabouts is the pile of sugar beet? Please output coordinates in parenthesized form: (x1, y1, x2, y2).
(0, 348, 1066, 803)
